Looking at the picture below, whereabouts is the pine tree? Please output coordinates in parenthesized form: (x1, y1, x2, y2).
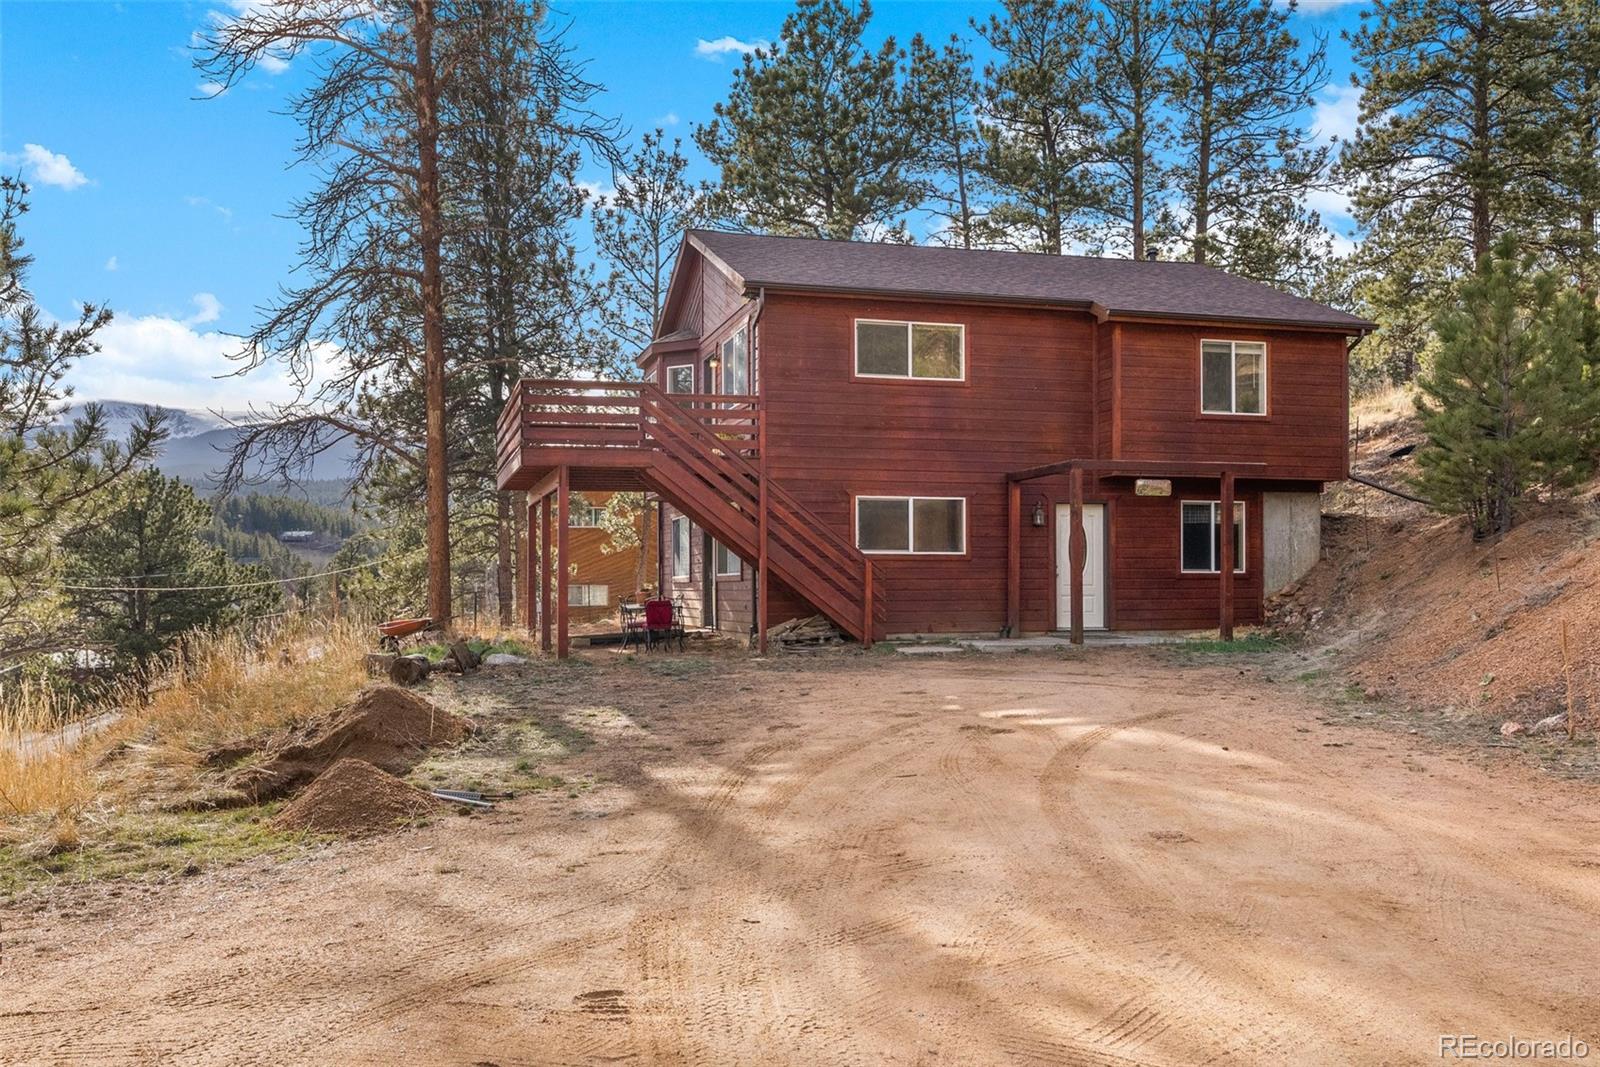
(1165, 0, 1329, 275)
(62, 471, 279, 671)
(695, 0, 925, 240)
(197, 0, 464, 625)
(1088, 0, 1173, 260)
(972, 0, 1105, 253)
(1340, 0, 1550, 353)
(907, 34, 984, 248)
(0, 178, 165, 664)
(1542, 0, 1600, 288)
(593, 130, 705, 353)
(1415, 238, 1600, 537)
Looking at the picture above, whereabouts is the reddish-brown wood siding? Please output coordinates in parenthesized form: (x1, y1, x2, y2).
(727, 294, 1328, 633)
(1115, 323, 1348, 480)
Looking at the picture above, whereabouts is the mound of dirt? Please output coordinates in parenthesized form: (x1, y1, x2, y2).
(230, 685, 470, 801)
(1272, 405, 1600, 725)
(272, 758, 441, 836)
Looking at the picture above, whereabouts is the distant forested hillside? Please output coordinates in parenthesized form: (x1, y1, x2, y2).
(211, 492, 361, 538)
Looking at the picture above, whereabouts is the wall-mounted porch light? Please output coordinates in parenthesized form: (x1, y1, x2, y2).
(1031, 500, 1047, 527)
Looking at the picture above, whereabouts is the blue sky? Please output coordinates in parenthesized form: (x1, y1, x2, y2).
(0, 0, 1367, 410)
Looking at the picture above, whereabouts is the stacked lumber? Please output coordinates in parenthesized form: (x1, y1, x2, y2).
(769, 614, 846, 651)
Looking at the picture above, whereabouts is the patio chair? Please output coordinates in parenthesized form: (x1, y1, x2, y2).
(619, 599, 647, 650)
(644, 598, 686, 652)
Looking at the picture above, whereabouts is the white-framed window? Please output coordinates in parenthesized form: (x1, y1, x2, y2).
(855, 496, 966, 554)
(720, 328, 749, 394)
(1180, 501, 1246, 573)
(1201, 340, 1267, 415)
(569, 503, 606, 528)
(671, 516, 691, 579)
(714, 541, 740, 577)
(667, 364, 695, 394)
(568, 584, 609, 608)
(855, 319, 965, 381)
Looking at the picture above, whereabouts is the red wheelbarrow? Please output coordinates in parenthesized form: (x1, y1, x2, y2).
(377, 616, 432, 652)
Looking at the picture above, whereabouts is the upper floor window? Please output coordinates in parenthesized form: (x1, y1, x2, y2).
(855, 320, 964, 381)
(856, 495, 966, 554)
(1201, 340, 1266, 415)
(720, 329, 749, 394)
(667, 364, 694, 394)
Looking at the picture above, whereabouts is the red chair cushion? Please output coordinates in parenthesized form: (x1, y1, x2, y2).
(644, 599, 673, 630)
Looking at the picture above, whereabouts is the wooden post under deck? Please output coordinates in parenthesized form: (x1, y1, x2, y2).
(556, 466, 571, 659)
(1219, 470, 1235, 642)
(522, 495, 535, 630)
(539, 493, 552, 653)
(1006, 480, 1021, 636)
(1069, 465, 1086, 646)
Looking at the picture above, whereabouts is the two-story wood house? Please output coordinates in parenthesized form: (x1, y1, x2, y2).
(497, 231, 1373, 656)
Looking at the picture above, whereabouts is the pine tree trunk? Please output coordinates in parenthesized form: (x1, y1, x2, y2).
(414, 0, 452, 626)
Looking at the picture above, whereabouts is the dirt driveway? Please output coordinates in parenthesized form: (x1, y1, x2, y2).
(4, 651, 1598, 1065)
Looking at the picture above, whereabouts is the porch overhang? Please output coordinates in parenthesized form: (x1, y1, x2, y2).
(1005, 458, 1268, 645)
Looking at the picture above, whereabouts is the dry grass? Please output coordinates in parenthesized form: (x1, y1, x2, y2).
(1, 619, 372, 848)
(1350, 383, 1417, 441)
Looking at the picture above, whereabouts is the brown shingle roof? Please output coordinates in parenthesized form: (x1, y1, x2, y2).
(688, 229, 1375, 331)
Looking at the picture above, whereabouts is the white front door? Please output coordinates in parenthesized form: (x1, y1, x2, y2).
(1056, 504, 1106, 630)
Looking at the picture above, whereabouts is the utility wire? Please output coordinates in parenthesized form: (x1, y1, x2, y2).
(55, 557, 394, 594)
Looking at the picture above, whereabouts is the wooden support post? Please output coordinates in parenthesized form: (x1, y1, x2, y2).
(531, 495, 544, 630)
(539, 493, 552, 653)
(1069, 466, 1086, 646)
(1219, 470, 1235, 642)
(1007, 480, 1022, 637)
(758, 414, 769, 655)
(556, 466, 571, 659)
(862, 560, 874, 649)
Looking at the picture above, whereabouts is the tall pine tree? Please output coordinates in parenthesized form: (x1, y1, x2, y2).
(972, 0, 1105, 253)
(907, 33, 984, 248)
(1166, 0, 1329, 278)
(696, 0, 926, 240)
(1088, 0, 1173, 260)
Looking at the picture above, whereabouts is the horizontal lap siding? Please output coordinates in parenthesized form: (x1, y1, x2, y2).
(1105, 482, 1264, 629)
(1115, 323, 1347, 480)
(763, 295, 1094, 634)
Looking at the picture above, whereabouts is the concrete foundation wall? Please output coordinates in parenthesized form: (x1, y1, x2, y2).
(1263, 492, 1322, 595)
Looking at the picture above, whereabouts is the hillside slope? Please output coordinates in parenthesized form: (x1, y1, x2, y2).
(1272, 399, 1600, 726)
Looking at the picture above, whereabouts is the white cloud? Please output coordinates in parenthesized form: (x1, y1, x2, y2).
(576, 179, 614, 204)
(186, 292, 224, 326)
(184, 195, 234, 222)
(257, 52, 291, 74)
(105, 256, 119, 272)
(1313, 84, 1363, 146)
(1286, 0, 1367, 11)
(2, 144, 90, 190)
(68, 310, 307, 410)
(197, 80, 229, 98)
(695, 35, 767, 60)
(656, 111, 680, 127)
(1305, 185, 1354, 221)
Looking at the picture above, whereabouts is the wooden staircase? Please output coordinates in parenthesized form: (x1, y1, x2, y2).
(496, 380, 883, 645)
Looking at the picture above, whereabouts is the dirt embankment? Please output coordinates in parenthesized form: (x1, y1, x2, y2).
(1272, 409, 1600, 726)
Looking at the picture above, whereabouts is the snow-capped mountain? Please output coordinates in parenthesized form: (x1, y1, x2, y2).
(56, 401, 358, 487)
(56, 400, 241, 442)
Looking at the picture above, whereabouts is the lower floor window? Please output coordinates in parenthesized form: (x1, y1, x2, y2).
(569, 584, 609, 607)
(1181, 501, 1245, 573)
(856, 496, 966, 554)
(714, 541, 741, 577)
(671, 516, 691, 578)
